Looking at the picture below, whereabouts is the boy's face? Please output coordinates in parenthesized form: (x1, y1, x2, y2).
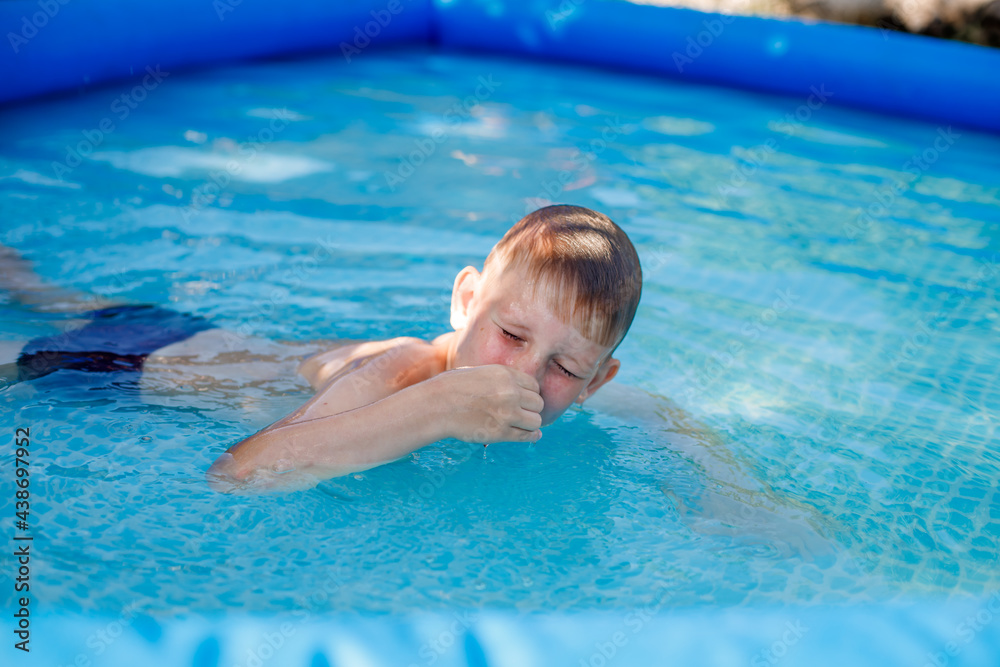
(448, 261, 620, 427)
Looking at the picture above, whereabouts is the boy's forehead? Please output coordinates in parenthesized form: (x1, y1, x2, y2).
(486, 265, 568, 316)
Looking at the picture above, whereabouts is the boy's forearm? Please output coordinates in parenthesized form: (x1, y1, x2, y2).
(210, 379, 446, 485)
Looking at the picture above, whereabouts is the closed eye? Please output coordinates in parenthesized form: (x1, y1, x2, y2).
(501, 326, 578, 379)
(554, 362, 577, 379)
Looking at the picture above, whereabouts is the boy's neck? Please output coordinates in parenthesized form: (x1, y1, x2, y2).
(430, 331, 457, 372)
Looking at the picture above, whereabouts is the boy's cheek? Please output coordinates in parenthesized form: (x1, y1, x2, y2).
(476, 337, 509, 367)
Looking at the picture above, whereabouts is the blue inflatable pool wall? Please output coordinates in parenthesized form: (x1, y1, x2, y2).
(2, 0, 999, 133)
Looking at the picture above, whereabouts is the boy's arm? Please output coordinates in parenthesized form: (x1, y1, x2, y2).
(210, 338, 436, 484)
(208, 378, 446, 490)
(207, 341, 544, 492)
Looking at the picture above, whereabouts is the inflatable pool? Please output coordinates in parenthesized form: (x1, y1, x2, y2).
(2, 0, 999, 133)
(2, 2, 999, 666)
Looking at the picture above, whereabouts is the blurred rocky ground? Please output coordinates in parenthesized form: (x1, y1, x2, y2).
(633, 0, 1000, 46)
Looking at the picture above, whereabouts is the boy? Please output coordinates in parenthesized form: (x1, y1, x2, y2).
(207, 204, 643, 492)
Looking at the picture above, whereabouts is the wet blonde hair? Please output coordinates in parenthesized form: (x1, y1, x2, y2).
(482, 205, 642, 356)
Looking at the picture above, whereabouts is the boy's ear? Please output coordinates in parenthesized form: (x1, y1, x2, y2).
(450, 266, 481, 331)
(575, 356, 620, 404)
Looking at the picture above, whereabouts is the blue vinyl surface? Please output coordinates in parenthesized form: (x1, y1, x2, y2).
(1, 0, 999, 131)
(4, 600, 1000, 667)
(435, 0, 1000, 133)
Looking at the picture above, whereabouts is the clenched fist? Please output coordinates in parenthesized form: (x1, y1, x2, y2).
(426, 364, 544, 444)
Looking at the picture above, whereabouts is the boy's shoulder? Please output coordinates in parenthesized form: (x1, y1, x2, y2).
(348, 335, 442, 364)
(299, 335, 446, 390)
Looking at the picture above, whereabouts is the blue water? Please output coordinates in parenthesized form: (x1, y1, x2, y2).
(0, 47, 998, 616)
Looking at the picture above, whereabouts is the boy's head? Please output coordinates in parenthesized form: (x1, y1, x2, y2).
(447, 204, 643, 426)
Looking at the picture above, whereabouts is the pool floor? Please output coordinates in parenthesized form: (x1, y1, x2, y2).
(0, 47, 998, 618)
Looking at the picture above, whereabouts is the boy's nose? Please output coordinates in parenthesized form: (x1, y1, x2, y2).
(510, 350, 544, 382)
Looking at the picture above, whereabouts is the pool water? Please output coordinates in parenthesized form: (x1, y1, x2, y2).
(0, 47, 998, 615)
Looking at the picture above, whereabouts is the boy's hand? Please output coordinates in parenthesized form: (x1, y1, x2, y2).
(428, 365, 544, 444)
